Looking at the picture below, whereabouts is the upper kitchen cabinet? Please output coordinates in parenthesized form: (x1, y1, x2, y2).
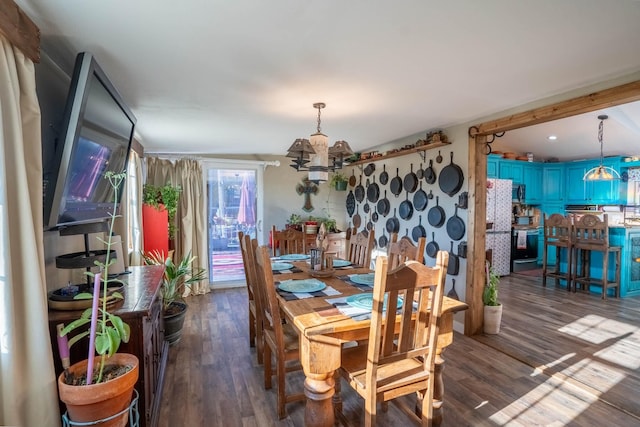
(523, 163, 543, 204)
(498, 159, 524, 183)
(487, 154, 501, 178)
(542, 164, 565, 203)
(565, 157, 624, 204)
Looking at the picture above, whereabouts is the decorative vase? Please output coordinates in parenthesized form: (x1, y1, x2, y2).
(483, 304, 503, 334)
(58, 353, 139, 427)
(142, 204, 169, 257)
(164, 301, 188, 346)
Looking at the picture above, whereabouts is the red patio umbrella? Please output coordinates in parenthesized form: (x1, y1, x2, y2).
(237, 175, 255, 225)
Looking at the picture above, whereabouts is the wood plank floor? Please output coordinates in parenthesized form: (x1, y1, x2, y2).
(158, 273, 640, 426)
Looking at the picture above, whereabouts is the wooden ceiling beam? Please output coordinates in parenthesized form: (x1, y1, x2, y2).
(0, 0, 40, 62)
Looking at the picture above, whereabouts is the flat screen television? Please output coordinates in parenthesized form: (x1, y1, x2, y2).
(45, 52, 136, 230)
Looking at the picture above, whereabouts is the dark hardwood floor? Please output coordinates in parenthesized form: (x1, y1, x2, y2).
(158, 272, 640, 426)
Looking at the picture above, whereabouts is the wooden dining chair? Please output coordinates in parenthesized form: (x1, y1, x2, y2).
(347, 230, 375, 267)
(387, 233, 426, 270)
(271, 225, 306, 257)
(238, 232, 264, 364)
(253, 244, 305, 419)
(337, 251, 449, 426)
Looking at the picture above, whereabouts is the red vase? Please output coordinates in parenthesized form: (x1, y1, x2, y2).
(58, 353, 139, 427)
(142, 204, 169, 257)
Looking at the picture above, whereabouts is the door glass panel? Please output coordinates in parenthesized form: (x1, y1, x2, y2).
(206, 168, 258, 284)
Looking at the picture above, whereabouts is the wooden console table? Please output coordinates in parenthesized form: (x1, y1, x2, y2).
(48, 265, 168, 427)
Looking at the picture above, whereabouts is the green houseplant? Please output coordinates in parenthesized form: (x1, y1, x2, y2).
(329, 171, 348, 191)
(483, 262, 502, 334)
(142, 183, 182, 240)
(142, 250, 207, 345)
(57, 171, 139, 426)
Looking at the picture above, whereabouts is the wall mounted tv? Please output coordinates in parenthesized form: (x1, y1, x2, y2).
(45, 52, 136, 230)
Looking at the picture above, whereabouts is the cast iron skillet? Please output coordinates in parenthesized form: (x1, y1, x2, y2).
(353, 205, 361, 229)
(390, 168, 403, 197)
(349, 170, 357, 187)
(379, 229, 389, 248)
(411, 215, 426, 242)
(364, 163, 375, 177)
(447, 241, 460, 275)
(413, 182, 428, 211)
(363, 203, 370, 214)
(447, 278, 460, 300)
(438, 152, 464, 196)
(426, 232, 439, 258)
(446, 204, 465, 241)
(377, 190, 390, 217)
(386, 208, 400, 234)
(367, 175, 380, 203)
(399, 191, 414, 220)
(354, 174, 365, 202)
(379, 164, 389, 185)
(416, 162, 425, 180)
(424, 159, 437, 184)
(346, 190, 356, 216)
(428, 196, 445, 228)
(403, 164, 418, 193)
(372, 206, 379, 223)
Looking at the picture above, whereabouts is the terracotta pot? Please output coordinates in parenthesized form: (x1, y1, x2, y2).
(483, 304, 503, 334)
(58, 353, 139, 427)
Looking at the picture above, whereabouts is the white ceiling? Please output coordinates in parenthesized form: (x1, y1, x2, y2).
(15, 0, 640, 159)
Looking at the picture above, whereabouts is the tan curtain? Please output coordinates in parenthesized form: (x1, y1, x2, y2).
(0, 36, 60, 426)
(146, 157, 209, 295)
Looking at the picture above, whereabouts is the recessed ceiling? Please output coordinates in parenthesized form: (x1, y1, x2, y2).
(15, 0, 640, 156)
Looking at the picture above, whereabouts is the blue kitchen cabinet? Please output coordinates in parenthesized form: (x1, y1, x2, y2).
(622, 230, 640, 297)
(499, 159, 524, 184)
(523, 163, 542, 204)
(487, 154, 501, 178)
(565, 161, 589, 203)
(542, 164, 565, 203)
(565, 157, 624, 204)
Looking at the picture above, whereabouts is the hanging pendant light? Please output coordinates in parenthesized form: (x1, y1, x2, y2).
(583, 115, 620, 181)
(286, 102, 353, 183)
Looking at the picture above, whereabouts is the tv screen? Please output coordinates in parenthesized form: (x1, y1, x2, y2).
(46, 52, 136, 230)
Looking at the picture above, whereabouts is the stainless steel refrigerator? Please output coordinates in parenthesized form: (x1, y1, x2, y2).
(486, 178, 512, 276)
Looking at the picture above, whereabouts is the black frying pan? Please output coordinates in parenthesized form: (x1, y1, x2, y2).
(363, 203, 370, 214)
(386, 208, 400, 234)
(399, 191, 414, 220)
(413, 182, 428, 211)
(404, 164, 418, 193)
(426, 232, 439, 258)
(436, 150, 443, 163)
(364, 163, 375, 176)
(416, 162, 425, 180)
(367, 175, 380, 203)
(447, 278, 460, 300)
(355, 174, 365, 202)
(438, 152, 464, 196)
(446, 204, 466, 241)
(390, 168, 403, 197)
(379, 229, 388, 248)
(349, 169, 357, 187)
(353, 205, 361, 229)
(424, 159, 436, 184)
(372, 207, 379, 223)
(447, 241, 460, 275)
(346, 190, 355, 216)
(412, 215, 426, 242)
(377, 190, 390, 217)
(428, 196, 445, 228)
(379, 164, 389, 185)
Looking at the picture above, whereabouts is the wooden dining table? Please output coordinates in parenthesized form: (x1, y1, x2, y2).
(273, 259, 468, 427)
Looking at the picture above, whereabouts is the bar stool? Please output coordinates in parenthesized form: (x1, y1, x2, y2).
(571, 214, 621, 299)
(542, 213, 573, 290)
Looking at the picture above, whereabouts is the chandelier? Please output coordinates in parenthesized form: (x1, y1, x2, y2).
(286, 102, 353, 183)
(583, 114, 620, 181)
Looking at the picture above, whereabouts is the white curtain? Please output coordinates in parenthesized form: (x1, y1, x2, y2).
(0, 36, 60, 426)
(126, 149, 144, 266)
(146, 157, 209, 295)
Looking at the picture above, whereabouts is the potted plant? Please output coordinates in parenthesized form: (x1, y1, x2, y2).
(142, 250, 207, 346)
(286, 213, 302, 231)
(142, 183, 182, 253)
(57, 171, 139, 427)
(329, 171, 348, 191)
(483, 261, 502, 334)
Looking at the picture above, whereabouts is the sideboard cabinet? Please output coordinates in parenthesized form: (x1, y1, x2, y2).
(48, 265, 167, 427)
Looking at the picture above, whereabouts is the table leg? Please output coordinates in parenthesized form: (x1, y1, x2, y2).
(303, 371, 335, 427)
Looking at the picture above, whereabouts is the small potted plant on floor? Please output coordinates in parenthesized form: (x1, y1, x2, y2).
(483, 261, 502, 334)
(142, 250, 207, 346)
(57, 171, 139, 427)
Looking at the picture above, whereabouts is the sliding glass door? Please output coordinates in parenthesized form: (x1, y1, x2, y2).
(203, 160, 264, 287)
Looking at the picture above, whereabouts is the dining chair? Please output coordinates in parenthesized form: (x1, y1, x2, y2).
(541, 213, 573, 290)
(253, 244, 305, 419)
(238, 232, 264, 364)
(387, 233, 426, 270)
(347, 230, 375, 267)
(337, 251, 449, 426)
(271, 225, 306, 257)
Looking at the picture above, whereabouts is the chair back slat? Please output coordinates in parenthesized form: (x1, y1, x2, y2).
(348, 230, 375, 267)
(573, 214, 609, 248)
(387, 234, 426, 269)
(272, 226, 306, 256)
(254, 244, 285, 341)
(543, 213, 573, 243)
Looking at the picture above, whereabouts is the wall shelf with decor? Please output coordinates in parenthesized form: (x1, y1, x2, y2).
(348, 140, 452, 167)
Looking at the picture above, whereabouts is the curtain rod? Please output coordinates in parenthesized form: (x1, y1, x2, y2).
(145, 153, 280, 168)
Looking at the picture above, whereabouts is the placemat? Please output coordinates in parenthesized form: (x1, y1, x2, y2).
(325, 296, 371, 321)
(272, 266, 303, 274)
(276, 285, 341, 301)
(337, 274, 375, 291)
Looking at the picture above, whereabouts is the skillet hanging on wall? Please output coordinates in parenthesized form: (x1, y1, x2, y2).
(379, 229, 388, 248)
(411, 215, 426, 242)
(413, 182, 428, 211)
(377, 190, 390, 217)
(438, 152, 464, 196)
(346, 190, 355, 216)
(403, 164, 418, 193)
(390, 168, 403, 197)
(447, 241, 460, 275)
(379, 164, 389, 185)
(446, 203, 466, 241)
(354, 174, 365, 202)
(427, 196, 445, 228)
(426, 232, 439, 258)
(424, 159, 436, 184)
(386, 208, 400, 234)
(399, 191, 414, 220)
(367, 175, 380, 203)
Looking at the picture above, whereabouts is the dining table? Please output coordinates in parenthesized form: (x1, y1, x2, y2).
(271, 255, 469, 427)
